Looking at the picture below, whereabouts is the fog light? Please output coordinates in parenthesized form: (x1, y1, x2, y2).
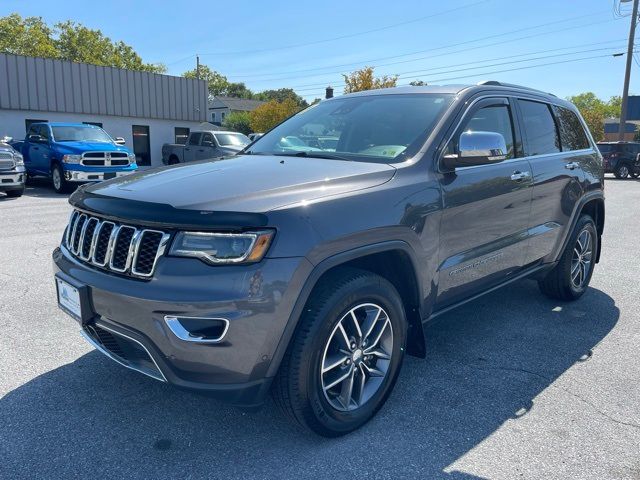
(164, 316, 229, 343)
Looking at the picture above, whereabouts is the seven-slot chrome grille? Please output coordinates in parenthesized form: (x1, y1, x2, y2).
(64, 210, 170, 278)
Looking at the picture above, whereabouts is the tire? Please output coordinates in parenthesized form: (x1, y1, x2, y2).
(272, 268, 407, 437)
(538, 214, 598, 301)
(614, 164, 630, 179)
(51, 163, 70, 194)
(5, 188, 24, 198)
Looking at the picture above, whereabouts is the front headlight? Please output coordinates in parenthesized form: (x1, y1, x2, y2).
(13, 153, 24, 166)
(169, 231, 274, 264)
(62, 154, 82, 164)
(128, 153, 136, 162)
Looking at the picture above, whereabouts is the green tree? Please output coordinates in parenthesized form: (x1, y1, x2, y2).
(183, 65, 230, 96)
(226, 82, 254, 99)
(222, 111, 252, 135)
(250, 98, 301, 132)
(0, 14, 57, 58)
(255, 88, 308, 107)
(567, 92, 625, 142)
(0, 14, 165, 73)
(342, 66, 398, 94)
(409, 80, 427, 86)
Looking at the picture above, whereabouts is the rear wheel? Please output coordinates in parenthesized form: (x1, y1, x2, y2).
(614, 164, 630, 179)
(538, 214, 597, 301)
(272, 268, 407, 437)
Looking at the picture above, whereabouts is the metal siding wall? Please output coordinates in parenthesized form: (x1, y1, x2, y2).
(0, 54, 205, 122)
(0, 55, 10, 109)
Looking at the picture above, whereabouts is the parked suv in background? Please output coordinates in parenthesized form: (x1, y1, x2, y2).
(53, 82, 604, 436)
(0, 137, 26, 197)
(19, 122, 138, 193)
(597, 141, 640, 178)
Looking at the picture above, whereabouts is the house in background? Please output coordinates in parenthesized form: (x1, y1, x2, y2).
(208, 96, 265, 125)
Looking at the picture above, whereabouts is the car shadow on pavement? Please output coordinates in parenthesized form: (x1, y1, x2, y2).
(0, 280, 618, 479)
(22, 177, 69, 199)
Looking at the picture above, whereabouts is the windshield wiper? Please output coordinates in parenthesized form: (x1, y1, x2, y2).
(273, 151, 351, 161)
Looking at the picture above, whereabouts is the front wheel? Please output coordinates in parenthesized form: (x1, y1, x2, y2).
(272, 268, 407, 436)
(5, 188, 24, 198)
(538, 214, 598, 301)
(51, 164, 70, 194)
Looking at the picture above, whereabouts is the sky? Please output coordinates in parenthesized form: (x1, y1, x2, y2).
(1, 0, 636, 102)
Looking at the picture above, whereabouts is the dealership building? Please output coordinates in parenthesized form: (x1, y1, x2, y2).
(0, 53, 208, 167)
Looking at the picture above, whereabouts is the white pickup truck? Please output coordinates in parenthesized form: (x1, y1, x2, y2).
(162, 130, 250, 165)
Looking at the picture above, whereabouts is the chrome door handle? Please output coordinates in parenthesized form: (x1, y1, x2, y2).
(565, 161, 579, 170)
(510, 171, 530, 181)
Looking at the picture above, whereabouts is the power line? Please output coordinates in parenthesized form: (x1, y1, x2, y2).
(292, 50, 628, 93)
(285, 42, 627, 91)
(195, 0, 491, 56)
(221, 11, 614, 80)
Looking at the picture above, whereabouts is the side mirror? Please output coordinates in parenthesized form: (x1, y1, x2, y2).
(442, 131, 508, 170)
(201, 140, 214, 147)
(114, 137, 126, 145)
(28, 134, 46, 143)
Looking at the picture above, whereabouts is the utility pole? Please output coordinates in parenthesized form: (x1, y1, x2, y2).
(618, 0, 639, 141)
(196, 55, 201, 80)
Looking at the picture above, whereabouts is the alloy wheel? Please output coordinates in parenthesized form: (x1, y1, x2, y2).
(571, 228, 593, 289)
(618, 166, 629, 178)
(320, 303, 393, 412)
(52, 168, 61, 191)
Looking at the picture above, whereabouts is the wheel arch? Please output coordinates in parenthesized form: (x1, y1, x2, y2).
(579, 196, 604, 263)
(266, 241, 427, 379)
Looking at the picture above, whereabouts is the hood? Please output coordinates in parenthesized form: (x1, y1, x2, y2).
(54, 141, 131, 154)
(81, 154, 396, 213)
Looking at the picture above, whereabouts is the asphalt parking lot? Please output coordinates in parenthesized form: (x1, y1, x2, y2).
(1, 177, 639, 480)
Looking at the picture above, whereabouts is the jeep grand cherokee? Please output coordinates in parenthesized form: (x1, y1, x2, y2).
(53, 81, 604, 436)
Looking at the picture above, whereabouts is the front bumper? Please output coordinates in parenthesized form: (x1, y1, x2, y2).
(0, 167, 26, 191)
(53, 246, 312, 407)
(64, 169, 135, 182)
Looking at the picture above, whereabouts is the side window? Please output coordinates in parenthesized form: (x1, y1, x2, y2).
(201, 133, 214, 145)
(188, 133, 202, 146)
(448, 103, 515, 159)
(519, 100, 560, 156)
(552, 105, 590, 151)
(38, 125, 51, 140)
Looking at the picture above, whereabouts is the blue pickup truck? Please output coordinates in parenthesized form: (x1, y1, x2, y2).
(19, 122, 137, 193)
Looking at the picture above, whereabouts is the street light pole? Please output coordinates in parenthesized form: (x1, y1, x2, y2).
(618, 0, 639, 141)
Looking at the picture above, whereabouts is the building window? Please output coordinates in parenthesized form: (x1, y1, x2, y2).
(211, 112, 216, 123)
(83, 121, 103, 128)
(175, 127, 190, 145)
(25, 119, 48, 133)
(221, 112, 226, 121)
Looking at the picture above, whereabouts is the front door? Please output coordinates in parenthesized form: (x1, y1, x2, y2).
(197, 132, 219, 160)
(132, 125, 151, 166)
(436, 97, 533, 308)
(26, 125, 52, 175)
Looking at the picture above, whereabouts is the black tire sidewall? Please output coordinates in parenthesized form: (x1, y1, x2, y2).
(562, 216, 598, 298)
(301, 277, 407, 435)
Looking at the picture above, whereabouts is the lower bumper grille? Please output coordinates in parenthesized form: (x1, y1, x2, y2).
(82, 323, 166, 382)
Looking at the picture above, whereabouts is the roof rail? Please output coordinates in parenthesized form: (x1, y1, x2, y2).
(476, 80, 556, 97)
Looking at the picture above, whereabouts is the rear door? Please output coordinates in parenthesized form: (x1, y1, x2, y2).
(183, 133, 201, 162)
(436, 97, 533, 307)
(516, 99, 592, 264)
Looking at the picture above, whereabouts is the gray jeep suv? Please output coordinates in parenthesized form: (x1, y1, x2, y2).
(53, 82, 604, 436)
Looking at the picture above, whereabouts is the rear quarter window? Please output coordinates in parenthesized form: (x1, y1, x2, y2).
(552, 106, 590, 151)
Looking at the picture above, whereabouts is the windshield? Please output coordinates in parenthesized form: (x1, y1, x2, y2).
(248, 93, 454, 162)
(215, 133, 250, 146)
(52, 126, 113, 143)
